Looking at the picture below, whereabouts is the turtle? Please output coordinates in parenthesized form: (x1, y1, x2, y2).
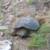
(12, 16, 45, 38)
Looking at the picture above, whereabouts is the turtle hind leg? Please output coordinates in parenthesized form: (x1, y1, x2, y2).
(11, 28, 18, 36)
(11, 33, 17, 36)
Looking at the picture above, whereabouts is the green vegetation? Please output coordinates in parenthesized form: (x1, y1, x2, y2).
(0, 16, 3, 20)
(38, 24, 50, 33)
(26, 0, 32, 5)
(28, 33, 47, 48)
(28, 23, 50, 48)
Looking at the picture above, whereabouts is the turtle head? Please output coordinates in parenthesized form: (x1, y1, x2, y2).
(37, 17, 47, 25)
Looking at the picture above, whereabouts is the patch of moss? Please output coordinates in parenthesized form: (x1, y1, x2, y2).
(28, 24, 49, 48)
(26, 0, 32, 5)
(0, 16, 3, 20)
(38, 24, 50, 33)
(28, 33, 47, 48)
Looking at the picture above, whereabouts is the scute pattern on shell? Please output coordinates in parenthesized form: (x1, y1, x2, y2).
(15, 16, 40, 30)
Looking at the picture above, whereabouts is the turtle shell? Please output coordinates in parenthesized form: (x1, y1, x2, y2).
(15, 16, 40, 30)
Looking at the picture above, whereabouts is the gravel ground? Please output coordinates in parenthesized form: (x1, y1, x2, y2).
(0, 0, 50, 50)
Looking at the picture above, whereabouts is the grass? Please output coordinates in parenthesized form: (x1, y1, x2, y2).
(38, 24, 50, 33)
(26, 0, 32, 5)
(28, 23, 50, 48)
(0, 16, 3, 20)
(28, 33, 47, 48)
